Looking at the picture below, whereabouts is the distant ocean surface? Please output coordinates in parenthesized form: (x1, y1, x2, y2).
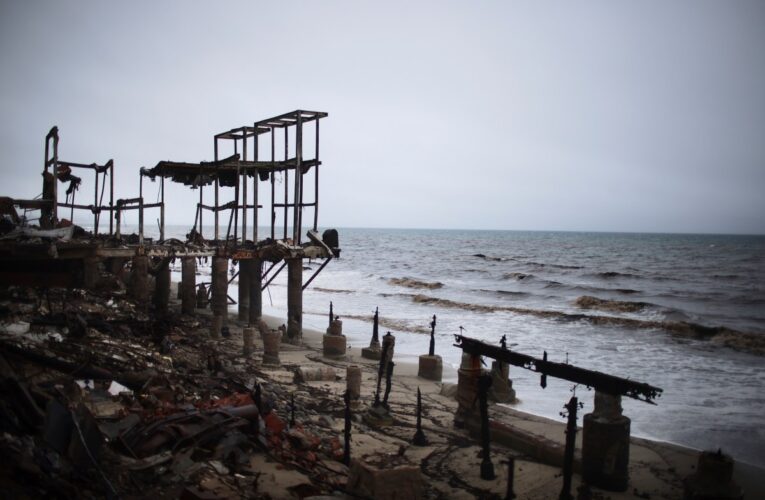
(156, 226, 765, 467)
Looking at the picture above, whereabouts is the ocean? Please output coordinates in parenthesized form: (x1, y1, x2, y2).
(160, 226, 765, 467)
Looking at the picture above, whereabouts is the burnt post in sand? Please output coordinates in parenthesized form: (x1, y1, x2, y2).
(477, 373, 496, 480)
(196, 283, 209, 309)
(323, 303, 347, 358)
(180, 257, 196, 315)
(329, 301, 333, 328)
(505, 456, 516, 500)
(411, 387, 428, 446)
(366, 335, 395, 426)
(361, 307, 382, 360)
(418, 314, 443, 381)
(560, 395, 583, 500)
(343, 390, 352, 465)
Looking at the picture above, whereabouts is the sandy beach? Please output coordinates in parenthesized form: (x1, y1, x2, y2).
(1, 281, 762, 499)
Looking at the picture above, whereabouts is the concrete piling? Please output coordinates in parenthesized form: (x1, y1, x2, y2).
(211, 314, 223, 339)
(347, 365, 362, 401)
(455, 352, 481, 428)
(238, 260, 250, 322)
(211, 256, 228, 325)
(582, 392, 631, 491)
(248, 259, 262, 325)
(243, 327, 255, 356)
(181, 257, 196, 315)
(324, 318, 347, 357)
(153, 259, 171, 314)
(129, 254, 149, 308)
(286, 258, 302, 344)
(262, 328, 281, 365)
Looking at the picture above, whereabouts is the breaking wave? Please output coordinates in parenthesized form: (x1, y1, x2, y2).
(400, 293, 765, 356)
(311, 287, 355, 294)
(337, 313, 430, 335)
(593, 271, 643, 279)
(574, 295, 653, 313)
(388, 277, 444, 290)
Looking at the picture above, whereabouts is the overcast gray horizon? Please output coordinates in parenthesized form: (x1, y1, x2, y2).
(1, 1, 764, 235)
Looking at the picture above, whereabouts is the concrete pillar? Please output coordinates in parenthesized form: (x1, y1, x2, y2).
(129, 255, 149, 308)
(323, 319, 347, 357)
(211, 314, 223, 339)
(454, 352, 481, 428)
(181, 257, 196, 315)
(237, 260, 250, 322)
(262, 328, 281, 365)
(347, 365, 362, 402)
(286, 258, 302, 344)
(248, 259, 262, 325)
(211, 256, 229, 325)
(418, 354, 443, 381)
(243, 327, 255, 356)
(153, 260, 171, 314)
(683, 450, 743, 499)
(82, 257, 100, 289)
(582, 392, 631, 491)
(489, 361, 516, 403)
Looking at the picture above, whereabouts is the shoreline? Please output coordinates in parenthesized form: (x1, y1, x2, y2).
(253, 309, 765, 498)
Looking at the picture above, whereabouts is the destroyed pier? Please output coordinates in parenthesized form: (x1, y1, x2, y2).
(0, 110, 339, 343)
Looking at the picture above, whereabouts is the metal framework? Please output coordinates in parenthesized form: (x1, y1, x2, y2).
(454, 335, 663, 403)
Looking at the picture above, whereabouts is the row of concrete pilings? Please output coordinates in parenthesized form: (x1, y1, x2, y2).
(125, 254, 305, 343)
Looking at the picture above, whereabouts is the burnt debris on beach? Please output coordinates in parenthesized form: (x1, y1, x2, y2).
(0, 114, 751, 498)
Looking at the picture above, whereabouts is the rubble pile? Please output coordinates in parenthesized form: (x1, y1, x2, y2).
(0, 286, 352, 498)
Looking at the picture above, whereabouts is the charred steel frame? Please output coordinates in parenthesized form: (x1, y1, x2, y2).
(43, 127, 115, 235)
(454, 335, 662, 403)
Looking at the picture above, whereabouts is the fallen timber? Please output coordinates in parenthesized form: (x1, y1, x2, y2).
(454, 334, 662, 403)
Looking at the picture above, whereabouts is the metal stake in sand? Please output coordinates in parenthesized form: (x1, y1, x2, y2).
(382, 360, 395, 410)
(290, 393, 296, 427)
(343, 389, 352, 465)
(428, 314, 436, 356)
(373, 339, 391, 407)
(559, 395, 583, 500)
(477, 373, 496, 480)
(412, 387, 428, 446)
(254, 383, 262, 414)
(505, 456, 516, 500)
(329, 301, 333, 328)
(372, 307, 379, 345)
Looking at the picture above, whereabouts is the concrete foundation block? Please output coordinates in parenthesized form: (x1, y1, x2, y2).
(417, 354, 443, 381)
(323, 334, 347, 358)
(346, 460, 424, 500)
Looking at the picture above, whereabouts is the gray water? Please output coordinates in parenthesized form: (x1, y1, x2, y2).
(159, 226, 765, 467)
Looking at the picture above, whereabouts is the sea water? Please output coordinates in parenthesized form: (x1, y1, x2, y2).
(158, 226, 765, 467)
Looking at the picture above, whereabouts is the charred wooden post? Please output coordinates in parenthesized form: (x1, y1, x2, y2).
(286, 257, 302, 344)
(153, 258, 171, 314)
(181, 257, 196, 315)
(254, 383, 262, 414)
(329, 301, 333, 328)
(411, 387, 428, 446)
(477, 373, 496, 480)
(196, 283, 209, 309)
(82, 257, 99, 290)
(382, 360, 394, 410)
(505, 456, 516, 500)
(373, 339, 391, 407)
(248, 259, 262, 325)
(418, 314, 442, 381)
(238, 260, 250, 322)
(129, 254, 149, 309)
(560, 396, 582, 500)
(343, 389, 352, 465)
(290, 393, 295, 427)
(211, 256, 229, 325)
(361, 307, 382, 360)
(582, 392, 630, 491)
(211, 314, 223, 339)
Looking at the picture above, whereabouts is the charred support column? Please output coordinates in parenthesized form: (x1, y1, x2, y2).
(582, 392, 631, 491)
(361, 307, 382, 360)
(153, 259, 171, 314)
(286, 257, 302, 344)
(129, 254, 149, 309)
(560, 396, 581, 500)
(82, 257, 100, 290)
(478, 373, 496, 480)
(248, 259, 262, 325)
(180, 257, 196, 315)
(238, 260, 250, 322)
(211, 256, 229, 325)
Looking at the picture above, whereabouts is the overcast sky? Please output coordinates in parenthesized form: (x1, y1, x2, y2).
(1, 1, 763, 234)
